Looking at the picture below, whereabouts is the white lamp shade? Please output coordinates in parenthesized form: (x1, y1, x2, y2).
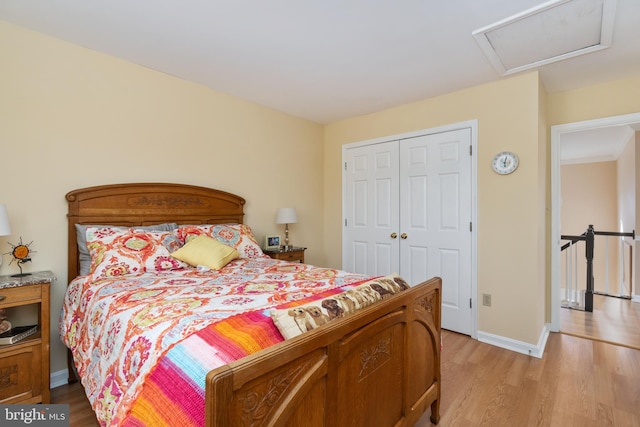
(0, 205, 11, 236)
(276, 208, 298, 224)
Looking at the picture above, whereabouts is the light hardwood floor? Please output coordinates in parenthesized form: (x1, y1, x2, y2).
(52, 327, 640, 427)
(415, 330, 640, 426)
(560, 294, 640, 350)
(50, 379, 99, 427)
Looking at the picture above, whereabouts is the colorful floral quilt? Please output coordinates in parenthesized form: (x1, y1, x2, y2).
(60, 257, 371, 426)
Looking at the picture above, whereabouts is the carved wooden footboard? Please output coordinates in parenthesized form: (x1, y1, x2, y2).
(206, 276, 441, 427)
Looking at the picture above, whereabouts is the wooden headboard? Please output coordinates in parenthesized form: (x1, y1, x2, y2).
(66, 183, 246, 281)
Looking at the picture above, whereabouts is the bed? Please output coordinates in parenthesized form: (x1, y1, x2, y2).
(61, 182, 441, 427)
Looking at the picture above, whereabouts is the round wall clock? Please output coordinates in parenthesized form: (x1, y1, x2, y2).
(492, 151, 519, 175)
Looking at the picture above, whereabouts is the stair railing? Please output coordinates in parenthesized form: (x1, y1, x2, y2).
(560, 224, 635, 312)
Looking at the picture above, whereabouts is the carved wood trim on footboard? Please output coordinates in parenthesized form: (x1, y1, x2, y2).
(206, 277, 442, 427)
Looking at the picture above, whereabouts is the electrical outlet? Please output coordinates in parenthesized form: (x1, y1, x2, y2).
(482, 293, 492, 307)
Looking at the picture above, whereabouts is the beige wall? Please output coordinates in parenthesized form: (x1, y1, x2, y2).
(547, 75, 640, 126)
(616, 136, 635, 296)
(561, 162, 618, 236)
(537, 78, 549, 343)
(324, 72, 547, 344)
(617, 134, 635, 238)
(0, 21, 325, 374)
(561, 162, 619, 293)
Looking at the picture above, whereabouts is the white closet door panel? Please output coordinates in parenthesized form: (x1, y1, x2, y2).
(400, 129, 472, 334)
(375, 243, 394, 276)
(352, 180, 368, 226)
(407, 245, 429, 284)
(351, 240, 369, 275)
(375, 177, 393, 228)
(439, 173, 460, 230)
(345, 141, 399, 276)
(399, 135, 430, 285)
(440, 248, 461, 308)
(407, 175, 428, 229)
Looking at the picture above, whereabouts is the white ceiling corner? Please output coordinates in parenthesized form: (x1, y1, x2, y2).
(560, 124, 633, 164)
(473, 0, 618, 76)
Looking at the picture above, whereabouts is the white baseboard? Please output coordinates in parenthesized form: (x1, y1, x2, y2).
(50, 369, 69, 389)
(477, 325, 549, 359)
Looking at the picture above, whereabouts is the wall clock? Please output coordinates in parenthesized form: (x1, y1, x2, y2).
(492, 151, 519, 175)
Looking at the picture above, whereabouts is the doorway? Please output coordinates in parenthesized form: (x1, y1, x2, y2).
(551, 112, 640, 339)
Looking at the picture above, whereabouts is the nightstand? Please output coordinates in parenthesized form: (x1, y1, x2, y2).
(264, 246, 307, 263)
(0, 270, 55, 404)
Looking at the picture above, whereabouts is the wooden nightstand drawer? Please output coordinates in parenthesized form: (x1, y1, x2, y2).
(263, 247, 306, 263)
(279, 251, 303, 262)
(0, 285, 41, 307)
(0, 342, 42, 403)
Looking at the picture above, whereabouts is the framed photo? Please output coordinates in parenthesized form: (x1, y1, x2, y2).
(265, 235, 281, 250)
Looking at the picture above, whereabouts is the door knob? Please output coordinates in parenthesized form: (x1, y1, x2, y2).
(390, 232, 397, 239)
(401, 233, 408, 239)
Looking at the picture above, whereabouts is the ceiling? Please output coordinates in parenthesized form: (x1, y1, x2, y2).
(0, 1, 638, 162)
(560, 125, 635, 163)
(1, 0, 639, 126)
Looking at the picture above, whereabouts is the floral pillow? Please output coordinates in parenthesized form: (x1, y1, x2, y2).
(75, 223, 178, 276)
(86, 227, 187, 278)
(175, 223, 265, 259)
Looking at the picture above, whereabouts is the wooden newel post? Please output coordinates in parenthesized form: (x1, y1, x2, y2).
(584, 224, 594, 312)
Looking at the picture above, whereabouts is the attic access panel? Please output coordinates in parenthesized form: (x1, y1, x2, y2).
(473, 0, 617, 75)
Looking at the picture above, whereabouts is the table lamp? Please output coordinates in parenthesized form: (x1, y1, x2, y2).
(276, 207, 297, 250)
(0, 205, 11, 267)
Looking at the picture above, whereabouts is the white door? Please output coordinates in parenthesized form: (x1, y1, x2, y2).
(344, 141, 400, 276)
(344, 127, 473, 335)
(399, 129, 472, 335)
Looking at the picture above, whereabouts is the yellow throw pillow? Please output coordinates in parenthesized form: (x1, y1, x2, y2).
(171, 235, 240, 270)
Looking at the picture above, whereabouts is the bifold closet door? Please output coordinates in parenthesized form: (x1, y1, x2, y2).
(344, 140, 400, 277)
(399, 129, 472, 334)
(344, 127, 473, 335)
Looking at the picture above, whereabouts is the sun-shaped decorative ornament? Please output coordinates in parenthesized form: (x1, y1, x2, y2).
(4, 237, 35, 277)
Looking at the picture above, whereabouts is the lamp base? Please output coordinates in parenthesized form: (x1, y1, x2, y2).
(284, 224, 290, 249)
(10, 273, 32, 278)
